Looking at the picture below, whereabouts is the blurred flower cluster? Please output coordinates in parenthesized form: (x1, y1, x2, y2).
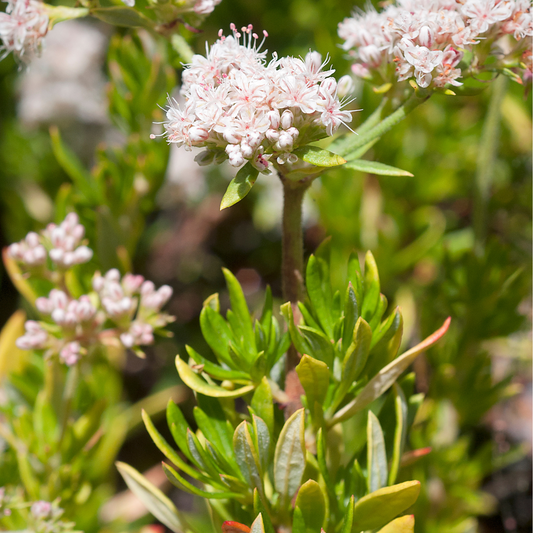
(7, 213, 174, 365)
(0, 489, 78, 533)
(0, 0, 48, 61)
(163, 24, 354, 172)
(338, 0, 533, 89)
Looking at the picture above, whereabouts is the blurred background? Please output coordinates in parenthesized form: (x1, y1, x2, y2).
(0, 0, 531, 531)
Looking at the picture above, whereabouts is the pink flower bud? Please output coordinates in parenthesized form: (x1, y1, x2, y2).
(281, 110, 293, 130)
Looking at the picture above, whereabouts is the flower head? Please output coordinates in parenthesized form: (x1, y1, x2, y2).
(0, 0, 48, 62)
(339, 0, 533, 89)
(161, 24, 353, 173)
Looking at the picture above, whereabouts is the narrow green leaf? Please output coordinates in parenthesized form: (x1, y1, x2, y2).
(342, 284, 359, 354)
(331, 317, 372, 413)
(361, 251, 380, 322)
(328, 318, 450, 427)
(251, 378, 274, 437)
(388, 384, 408, 485)
(167, 400, 194, 463)
(223, 268, 256, 356)
(344, 159, 413, 177)
(293, 146, 346, 167)
(163, 462, 241, 499)
(91, 6, 153, 27)
(377, 515, 415, 533)
(260, 286, 273, 334)
(347, 252, 363, 307)
(352, 480, 421, 531)
(220, 163, 259, 209)
(274, 408, 306, 507)
(143, 410, 205, 482)
(367, 411, 388, 493)
(295, 480, 326, 533)
(186, 346, 250, 382)
(342, 496, 355, 533)
(306, 254, 334, 338)
(252, 414, 271, 472)
(296, 355, 330, 412)
(176, 356, 254, 398)
(116, 462, 183, 532)
(253, 489, 276, 533)
(281, 302, 313, 355)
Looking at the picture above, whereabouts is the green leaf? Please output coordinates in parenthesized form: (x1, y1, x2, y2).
(298, 326, 335, 368)
(143, 410, 205, 482)
(281, 302, 313, 356)
(328, 318, 450, 427)
(361, 251, 380, 322)
(293, 507, 306, 533)
(342, 284, 359, 354)
(251, 378, 274, 437)
(274, 408, 306, 507)
(295, 480, 326, 533)
(186, 346, 250, 382)
(296, 355, 330, 412)
(176, 356, 254, 398)
(252, 414, 271, 472)
(116, 462, 183, 532)
(344, 159, 413, 177)
(306, 254, 334, 338)
(342, 496, 355, 533)
(91, 6, 153, 27)
(166, 400, 194, 462)
(388, 384, 408, 485)
(331, 317, 372, 412)
(234, 421, 264, 495)
(250, 513, 266, 533)
(367, 411, 388, 493)
(293, 146, 346, 167)
(220, 163, 260, 209)
(200, 306, 236, 369)
(223, 268, 256, 356)
(377, 515, 415, 533)
(347, 252, 364, 307)
(163, 462, 241, 500)
(352, 480, 421, 531)
(254, 490, 276, 533)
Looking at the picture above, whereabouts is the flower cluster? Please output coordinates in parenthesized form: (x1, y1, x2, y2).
(338, 0, 533, 89)
(8, 214, 174, 365)
(0, 0, 48, 62)
(7, 212, 92, 269)
(162, 24, 354, 172)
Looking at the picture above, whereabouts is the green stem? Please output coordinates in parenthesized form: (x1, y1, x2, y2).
(59, 363, 80, 444)
(333, 91, 431, 158)
(280, 176, 310, 304)
(473, 75, 508, 256)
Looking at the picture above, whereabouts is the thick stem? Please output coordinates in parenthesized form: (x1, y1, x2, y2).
(473, 75, 508, 256)
(281, 177, 310, 304)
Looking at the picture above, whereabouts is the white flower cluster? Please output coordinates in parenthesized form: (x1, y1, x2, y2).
(10, 215, 174, 365)
(338, 0, 533, 89)
(0, 0, 48, 62)
(7, 212, 92, 269)
(162, 24, 354, 172)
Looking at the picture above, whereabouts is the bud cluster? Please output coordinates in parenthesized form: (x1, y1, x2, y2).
(338, 0, 533, 89)
(0, 0, 49, 62)
(162, 24, 354, 173)
(9, 214, 174, 366)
